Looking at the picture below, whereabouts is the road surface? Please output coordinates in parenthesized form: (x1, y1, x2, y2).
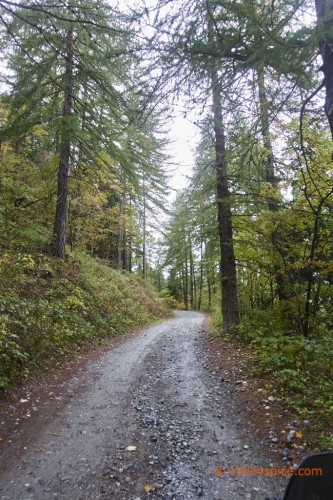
(0, 311, 286, 499)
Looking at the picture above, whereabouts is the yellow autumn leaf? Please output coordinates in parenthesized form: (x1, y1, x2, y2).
(295, 431, 303, 439)
(144, 485, 153, 493)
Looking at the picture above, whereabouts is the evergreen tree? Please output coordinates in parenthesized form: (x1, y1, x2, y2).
(315, 0, 333, 138)
(1, 0, 138, 258)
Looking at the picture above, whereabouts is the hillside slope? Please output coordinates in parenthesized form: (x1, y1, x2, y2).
(0, 250, 170, 389)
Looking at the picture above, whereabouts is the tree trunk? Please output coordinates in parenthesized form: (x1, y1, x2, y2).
(157, 262, 161, 292)
(142, 181, 146, 279)
(128, 195, 132, 273)
(257, 66, 276, 190)
(182, 262, 188, 310)
(117, 192, 124, 271)
(257, 65, 287, 301)
(315, 0, 333, 138)
(303, 201, 323, 337)
(204, 240, 212, 308)
(189, 235, 194, 310)
(197, 233, 203, 311)
(211, 67, 240, 332)
(52, 27, 74, 259)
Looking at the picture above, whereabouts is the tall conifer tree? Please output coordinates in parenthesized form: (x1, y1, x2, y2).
(2, 0, 136, 258)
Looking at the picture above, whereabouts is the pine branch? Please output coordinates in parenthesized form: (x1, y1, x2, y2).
(0, 0, 128, 34)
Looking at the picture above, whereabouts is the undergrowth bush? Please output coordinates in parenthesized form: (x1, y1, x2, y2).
(238, 309, 333, 427)
(210, 294, 223, 336)
(158, 289, 179, 310)
(0, 250, 170, 389)
(211, 301, 333, 439)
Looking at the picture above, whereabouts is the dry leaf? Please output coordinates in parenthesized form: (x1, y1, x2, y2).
(268, 396, 275, 402)
(125, 445, 136, 452)
(295, 431, 303, 439)
(144, 485, 153, 493)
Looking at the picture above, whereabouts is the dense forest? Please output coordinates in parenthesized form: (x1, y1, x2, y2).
(0, 1, 333, 442)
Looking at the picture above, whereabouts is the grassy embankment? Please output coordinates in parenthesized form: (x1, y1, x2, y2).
(0, 250, 171, 390)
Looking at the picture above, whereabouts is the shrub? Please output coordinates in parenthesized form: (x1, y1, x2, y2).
(0, 250, 169, 389)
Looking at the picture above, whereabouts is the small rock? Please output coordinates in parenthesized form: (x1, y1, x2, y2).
(287, 430, 296, 442)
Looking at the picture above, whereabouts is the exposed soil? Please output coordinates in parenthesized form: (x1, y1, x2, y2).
(206, 326, 315, 464)
(0, 311, 310, 499)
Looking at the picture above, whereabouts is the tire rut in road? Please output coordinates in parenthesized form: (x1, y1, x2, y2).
(0, 319, 170, 499)
(0, 311, 287, 500)
(99, 311, 287, 499)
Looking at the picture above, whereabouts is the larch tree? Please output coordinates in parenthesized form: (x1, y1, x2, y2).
(315, 0, 333, 138)
(1, 0, 139, 259)
(150, 0, 318, 331)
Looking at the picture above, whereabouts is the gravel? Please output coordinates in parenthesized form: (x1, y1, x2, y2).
(0, 311, 288, 499)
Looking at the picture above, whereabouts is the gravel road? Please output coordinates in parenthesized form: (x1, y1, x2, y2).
(0, 311, 287, 499)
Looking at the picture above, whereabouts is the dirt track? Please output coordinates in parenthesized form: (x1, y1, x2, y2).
(0, 311, 287, 499)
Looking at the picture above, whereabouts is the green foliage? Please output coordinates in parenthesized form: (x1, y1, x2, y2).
(163, 162, 219, 313)
(0, 317, 28, 389)
(158, 289, 179, 310)
(237, 313, 333, 425)
(0, 250, 169, 389)
(0, 143, 56, 250)
(0, 0, 169, 267)
(210, 293, 224, 337)
(316, 433, 333, 452)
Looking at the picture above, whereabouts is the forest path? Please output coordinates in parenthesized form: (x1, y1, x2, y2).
(0, 311, 287, 499)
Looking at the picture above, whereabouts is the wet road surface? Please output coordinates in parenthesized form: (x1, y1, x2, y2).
(0, 311, 287, 499)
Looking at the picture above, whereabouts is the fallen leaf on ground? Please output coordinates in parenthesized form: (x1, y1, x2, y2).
(295, 431, 303, 439)
(144, 485, 153, 493)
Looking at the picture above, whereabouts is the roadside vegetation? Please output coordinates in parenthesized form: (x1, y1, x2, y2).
(0, 250, 170, 390)
(211, 305, 333, 450)
(0, 1, 171, 390)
